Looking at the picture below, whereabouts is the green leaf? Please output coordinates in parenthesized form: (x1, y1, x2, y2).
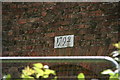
(21, 74, 34, 79)
(101, 69, 119, 80)
(101, 69, 115, 76)
(34, 69, 44, 78)
(22, 66, 35, 76)
(42, 74, 49, 78)
(36, 73, 44, 78)
(33, 67, 44, 74)
(77, 73, 85, 80)
(109, 74, 119, 80)
(3, 74, 11, 80)
(44, 69, 56, 75)
(113, 42, 120, 49)
(33, 63, 43, 69)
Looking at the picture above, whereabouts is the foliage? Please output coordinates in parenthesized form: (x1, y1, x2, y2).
(3, 62, 86, 80)
(3, 74, 11, 80)
(21, 63, 57, 80)
(3, 63, 57, 80)
(111, 42, 120, 61)
(113, 42, 120, 49)
(77, 73, 85, 80)
(101, 42, 120, 80)
(101, 69, 119, 80)
(3, 42, 120, 80)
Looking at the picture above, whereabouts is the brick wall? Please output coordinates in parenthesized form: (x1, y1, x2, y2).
(2, 2, 119, 77)
(2, 2, 119, 57)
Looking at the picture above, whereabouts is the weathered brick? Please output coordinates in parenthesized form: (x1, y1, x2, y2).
(2, 2, 119, 58)
(97, 46, 106, 56)
(89, 46, 99, 55)
(27, 18, 40, 23)
(17, 19, 27, 24)
(32, 3, 43, 7)
(41, 11, 47, 17)
(45, 32, 55, 37)
(77, 24, 90, 28)
(78, 29, 88, 34)
(60, 21, 70, 25)
(8, 30, 13, 36)
(89, 10, 103, 16)
(101, 21, 111, 26)
(2, 2, 119, 79)
(108, 44, 115, 50)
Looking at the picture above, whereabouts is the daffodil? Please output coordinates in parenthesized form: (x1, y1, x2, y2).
(113, 42, 120, 49)
(22, 66, 35, 76)
(33, 63, 43, 69)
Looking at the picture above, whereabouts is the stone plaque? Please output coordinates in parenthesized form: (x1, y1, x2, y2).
(54, 35, 74, 48)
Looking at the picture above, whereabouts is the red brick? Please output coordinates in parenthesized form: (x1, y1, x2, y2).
(108, 44, 114, 50)
(78, 24, 90, 28)
(89, 46, 99, 56)
(41, 11, 47, 17)
(101, 22, 111, 26)
(78, 29, 88, 34)
(58, 26, 64, 31)
(80, 12, 89, 17)
(91, 17, 104, 21)
(30, 51, 39, 56)
(17, 19, 27, 24)
(53, 21, 71, 26)
(78, 3, 90, 6)
(3, 3, 119, 58)
(100, 27, 109, 32)
(97, 47, 104, 56)
(8, 30, 13, 36)
(66, 14, 78, 19)
(75, 36, 83, 41)
(89, 10, 103, 16)
(45, 2, 56, 5)
(111, 21, 120, 25)
(45, 32, 55, 37)
(27, 30, 34, 34)
(10, 4, 17, 9)
(27, 18, 40, 23)
(60, 21, 70, 25)
(42, 21, 49, 26)
(32, 3, 43, 7)
(107, 33, 113, 38)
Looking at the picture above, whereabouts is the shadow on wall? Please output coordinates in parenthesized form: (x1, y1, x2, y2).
(50, 64, 109, 79)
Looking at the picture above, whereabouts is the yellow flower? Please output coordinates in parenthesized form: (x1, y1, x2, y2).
(21, 74, 34, 79)
(22, 66, 35, 76)
(33, 63, 43, 69)
(113, 42, 120, 49)
(77, 73, 85, 80)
